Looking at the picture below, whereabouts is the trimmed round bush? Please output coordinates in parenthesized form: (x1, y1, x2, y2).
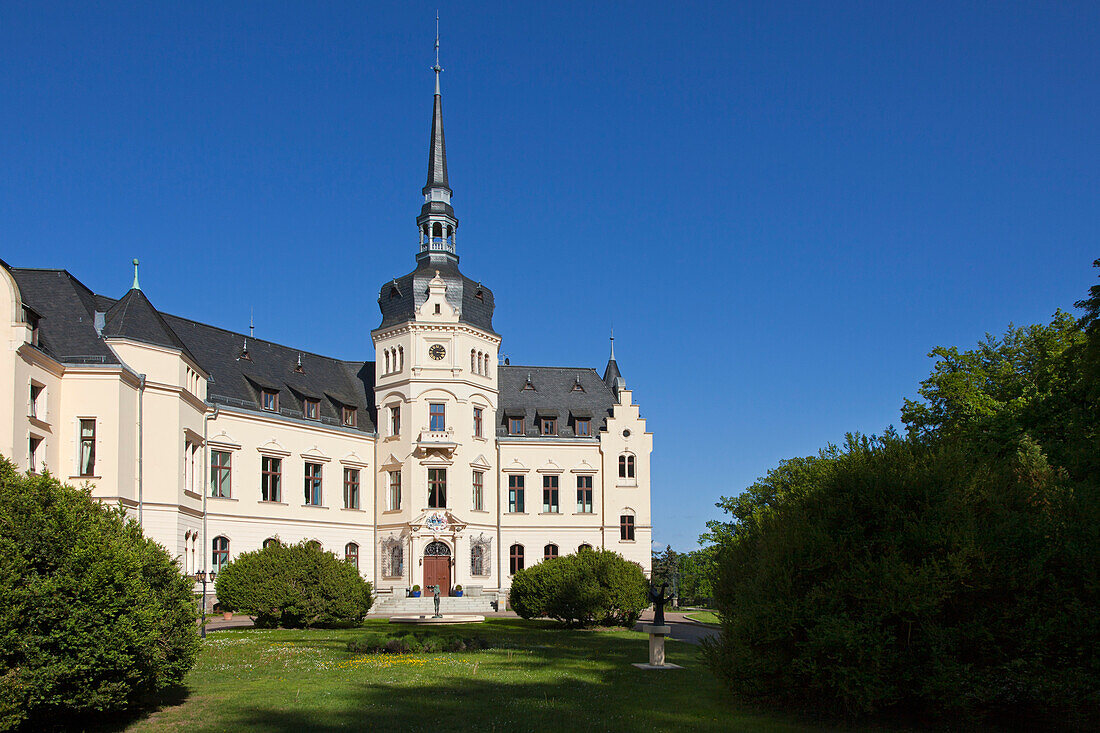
(215, 540, 372, 627)
(0, 457, 200, 729)
(509, 548, 648, 627)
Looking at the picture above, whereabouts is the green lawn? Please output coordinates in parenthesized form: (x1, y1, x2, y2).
(684, 611, 721, 625)
(120, 619, 822, 732)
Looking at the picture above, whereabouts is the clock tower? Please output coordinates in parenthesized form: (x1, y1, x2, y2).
(371, 44, 501, 595)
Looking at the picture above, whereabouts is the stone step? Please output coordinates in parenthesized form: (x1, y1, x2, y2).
(369, 596, 496, 615)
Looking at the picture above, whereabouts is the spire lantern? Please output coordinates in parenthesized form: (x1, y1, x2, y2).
(417, 14, 458, 259)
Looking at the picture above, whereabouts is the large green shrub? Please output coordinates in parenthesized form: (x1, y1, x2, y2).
(0, 458, 200, 729)
(509, 548, 648, 627)
(215, 540, 372, 627)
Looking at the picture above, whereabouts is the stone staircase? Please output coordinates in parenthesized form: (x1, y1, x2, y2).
(370, 594, 498, 616)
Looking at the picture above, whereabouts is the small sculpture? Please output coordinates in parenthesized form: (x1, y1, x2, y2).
(649, 582, 674, 627)
(430, 585, 442, 617)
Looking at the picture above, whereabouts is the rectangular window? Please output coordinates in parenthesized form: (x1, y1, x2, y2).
(210, 450, 231, 498)
(303, 398, 319, 420)
(510, 544, 524, 575)
(473, 407, 483, 438)
(429, 403, 446, 432)
(343, 468, 360, 509)
(342, 406, 357, 427)
(508, 474, 525, 513)
(575, 419, 590, 437)
(620, 515, 635, 541)
(304, 463, 323, 505)
(79, 419, 96, 476)
(540, 418, 556, 436)
(261, 390, 278, 412)
(388, 470, 402, 510)
(542, 475, 559, 513)
(29, 384, 43, 419)
(390, 405, 401, 436)
(261, 456, 282, 502)
(29, 436, 42, 473)
(428, 468, 447, 508)
(508, 417, 524, 436)
(577, 475, 593, 513)
(472, 470, 484, 511)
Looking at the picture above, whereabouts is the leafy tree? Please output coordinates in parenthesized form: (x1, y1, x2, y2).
(0, 459, 200, 729)
(215, 540, 372, 627)
(705, 261, 1100, 723)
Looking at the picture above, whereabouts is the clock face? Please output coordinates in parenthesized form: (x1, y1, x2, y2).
(429, 344, 446, 361)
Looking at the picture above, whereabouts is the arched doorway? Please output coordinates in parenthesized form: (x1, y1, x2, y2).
(423, 540, 451, 596)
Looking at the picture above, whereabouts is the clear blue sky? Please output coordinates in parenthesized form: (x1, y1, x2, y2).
(2, 2, 1097, 551)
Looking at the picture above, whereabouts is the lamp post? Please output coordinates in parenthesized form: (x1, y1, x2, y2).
(194, 570, 216, 639)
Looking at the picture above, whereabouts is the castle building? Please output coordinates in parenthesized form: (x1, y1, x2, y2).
(0, 58, 652, 602)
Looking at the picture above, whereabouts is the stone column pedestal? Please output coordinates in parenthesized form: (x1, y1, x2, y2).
(633, 623, 682, 670)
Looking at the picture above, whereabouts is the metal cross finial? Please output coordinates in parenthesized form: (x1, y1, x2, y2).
(132, 258, 141, 290)
(432, 12, 442, 74)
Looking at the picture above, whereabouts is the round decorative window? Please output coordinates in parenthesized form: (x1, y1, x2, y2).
(622, 429, 631, 438)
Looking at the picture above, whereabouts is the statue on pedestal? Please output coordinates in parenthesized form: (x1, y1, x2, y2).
(430, 585, 442, 617)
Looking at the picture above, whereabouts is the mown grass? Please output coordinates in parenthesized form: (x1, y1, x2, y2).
(684, 611, 721, 625)
(115, 618, 827, 733)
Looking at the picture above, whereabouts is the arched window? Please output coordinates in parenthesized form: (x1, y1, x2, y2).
(433, 222, 443, 238)
(470, 534, 492, 576)
(345, 542, 359, 570)
(509, 544, 524, 575)
(471, 349, 477, 373)
(618, 454, 636, 479)
(385, 350, 390, 374)
(544, 543, 558, 561)
(578, 543, 593, 552)
(263, 537, 279, 549)
(398, 346, 403, 370)
(212, 536, 229, 572)
(382, 537, 404, 578)
(306, 540, 322, 551)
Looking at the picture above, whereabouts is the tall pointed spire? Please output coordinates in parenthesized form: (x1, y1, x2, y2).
(417, 12, 458, 258)
(424, 12, 449, 195)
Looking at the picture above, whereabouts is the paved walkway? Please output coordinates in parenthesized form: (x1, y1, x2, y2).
(633, 610, 719, 645)
(200, 609, 721, 645)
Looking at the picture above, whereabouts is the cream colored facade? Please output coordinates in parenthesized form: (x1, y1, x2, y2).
(0, 65, 652, 603)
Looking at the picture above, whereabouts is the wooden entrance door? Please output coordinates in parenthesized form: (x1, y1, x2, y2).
(423, 556, 450, 596)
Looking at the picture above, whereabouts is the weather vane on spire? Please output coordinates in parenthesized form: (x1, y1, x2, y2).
(432, 11, 442, 74)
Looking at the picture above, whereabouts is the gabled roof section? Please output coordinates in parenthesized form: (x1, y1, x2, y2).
(103, 287, 200, 365)
(496, 365, 616, 438)
(8, 268, 119, 365)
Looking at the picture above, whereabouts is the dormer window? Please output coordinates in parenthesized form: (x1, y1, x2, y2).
(261, 390, 278, 412)
(342, 406, 357, 427)
(571, 376, 585, 392)
(303, 399, 319, 420)
(24, 308, 40, 347)
(576, 419, 590, 437)
(508, 417, 524, 436)
(522, 375, 536, 391)
(540, 418, 556, 436)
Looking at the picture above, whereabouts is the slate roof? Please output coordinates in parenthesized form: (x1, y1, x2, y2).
(376, 251, 496, 334)
(6, 266, 376, 432)
(7, 265, 625, 440)
(103, 288, 201, 365)
(496, 365, 617, 438)
(8, 268, 119, 365)
(158, 314, 377, 433)
(423, 84, 450, 195)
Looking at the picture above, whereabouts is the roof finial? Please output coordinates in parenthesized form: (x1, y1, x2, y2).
(432, 11, 442, 94)
(609, 328, 615, 361)
(132, 258, 141, 291)
(249, 308, 255, 338)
